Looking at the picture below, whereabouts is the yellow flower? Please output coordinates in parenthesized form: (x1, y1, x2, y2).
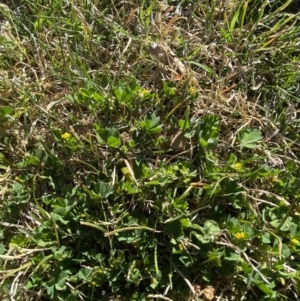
(15, 176, 25, 184)
(91, 281, 96, 286)
(233, 162, 243, 171)
(271, 176, 279, 182)
(138, 89, 150, 98)
(61, 132, 71, 140)
(234, 232, 245, 240)
(188, 86, 197, 95)
(291, 238, 299, 245)
(178, 243, 184, 251)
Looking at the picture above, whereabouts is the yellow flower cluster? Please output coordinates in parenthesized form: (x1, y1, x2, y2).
(15, 176, 24, 183)
(138, 89, 150, 98)
(188, 86, 197, 95)
(291, 238, 299, 245)
(233, 162, 243, 171)
(234, 232, 245, 240)
(61, 132, 71, 140)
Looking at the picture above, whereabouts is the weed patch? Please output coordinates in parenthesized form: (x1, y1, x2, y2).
(0, 1, 300, 301)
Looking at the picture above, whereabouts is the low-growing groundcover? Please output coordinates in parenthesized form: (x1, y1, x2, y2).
(1, 0, 300, 300)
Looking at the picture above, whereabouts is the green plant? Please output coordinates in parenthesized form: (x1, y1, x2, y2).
(0, 0, 300, 300)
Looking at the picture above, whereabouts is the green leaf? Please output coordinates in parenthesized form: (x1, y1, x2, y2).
(199, 249, 222, 267)
(122, 181, 139, 193)
(189, 61, 214, 75)
(199, 114, 219, 149)
(222, 180, 244, 196)
(0, 243, 5, 255)
(93, 92, 104, 102)
(220, 27, 233, 43)
(239, 128, 262, 149)
(180, 218, 190, 228)
(178, 119, 190, 130)
(95, 126, 120, 143)
(269, 217, 292, 231)
(78, 267, 93, 281)
(10, 235, 31, 248)
(289, 224, 298, 237)
(66, 292, 79, 301)
(44, 277, 55, 298)
(0, 106, 13, 119)
(94, 181, 114, 198)
(162, 82, 176, 96)
(0, 152, 11, 168)
(227, 153, 237, 166)
(225, 252, 241, 261)
(52, 207, 69, 224)
(53, 246, 68, 259)
(291, 178, 300, 195)
(256, 281, 276, 297)
(240, 261, 252, 274)
(164, 220, 184, 240)
(204, 220, 220, 236)
(230, 3, 242, 32)
(191, 231, 210, 244)
(261, 233, 271, 244)
(140, 114, 162, 133)
(145, 119, 153, 130)
(281, 244, 291, 258)
(107, 136, 121, 147)
(52, 206, 68, 216)
(173, 198, 188, 211)
(242, 223, 254, 237)
(55, 271, 69, 290)
(179, 255, 192, 267)
(114, 86, 132, 102)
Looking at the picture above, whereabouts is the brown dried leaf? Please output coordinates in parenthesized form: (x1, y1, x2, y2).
(148, 42, 186, 74)
(201, 285, 215, 301)
(163, 130, 190, 151)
